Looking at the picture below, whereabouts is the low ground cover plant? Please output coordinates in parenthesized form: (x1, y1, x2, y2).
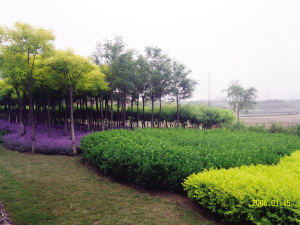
(229, 120, 300, 136)
(183, 151, 300, 225)
(0, 120, 89, 155)
(0, 130, 11, 143)
(80, 128, 300, 191)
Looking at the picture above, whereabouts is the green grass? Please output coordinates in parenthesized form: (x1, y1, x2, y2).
(0, 144, 221, 225)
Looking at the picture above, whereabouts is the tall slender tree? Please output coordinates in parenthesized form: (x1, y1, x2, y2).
(45, 49, 107, 155)
(132, 55, 150, 128)
(0, 22, 55, 153)
(145, 46, 171, 127)
(169, 60, 198, 127)
(92, 36, 126, 128)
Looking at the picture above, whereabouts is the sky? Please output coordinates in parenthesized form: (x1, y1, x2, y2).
(1, 0, 300, 101)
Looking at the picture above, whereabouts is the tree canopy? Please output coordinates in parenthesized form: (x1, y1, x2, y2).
(223, 80, 258, 119)
(0, 21, 211, 156)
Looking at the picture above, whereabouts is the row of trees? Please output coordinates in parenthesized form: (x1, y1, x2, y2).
(0, 22, 197, 155)
(92, 37, 198, 128)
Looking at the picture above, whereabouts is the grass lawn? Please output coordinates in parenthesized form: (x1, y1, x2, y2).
(0, 144, 227, 225)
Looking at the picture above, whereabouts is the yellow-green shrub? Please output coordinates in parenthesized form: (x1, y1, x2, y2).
(183, 151, 300, 225)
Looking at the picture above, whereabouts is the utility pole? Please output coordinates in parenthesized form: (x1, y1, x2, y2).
(208, 70, 211, 107)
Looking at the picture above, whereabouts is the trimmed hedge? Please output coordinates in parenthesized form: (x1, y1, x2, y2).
(183, 151, 300, 225)
(80, 128, 300, 192)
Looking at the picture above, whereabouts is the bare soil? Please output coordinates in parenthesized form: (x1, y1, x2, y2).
(240, 113, 300, 127)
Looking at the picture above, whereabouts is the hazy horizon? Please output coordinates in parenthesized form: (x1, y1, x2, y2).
(2, 0, 300, 101)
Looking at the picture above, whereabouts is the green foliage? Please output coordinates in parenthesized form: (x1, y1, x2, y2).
(80, 128, 300, 192)
(228, 120, 248, 131)
(223, 80, 258, 119)
(286, 125, 300, 136)
(0, 22, 55, 86)
(269, 123, 286, 134)
(183, 151, 300, 225)
(229, 122, 300, 137)
(248, 124, 268, 133)
(179, 105, 236, 128)
(81, 103, 235, 128)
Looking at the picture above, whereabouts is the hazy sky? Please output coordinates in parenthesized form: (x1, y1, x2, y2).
(1, 0, 300, 101)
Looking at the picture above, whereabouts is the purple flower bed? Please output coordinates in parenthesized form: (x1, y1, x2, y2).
(0, 120, 90, 156)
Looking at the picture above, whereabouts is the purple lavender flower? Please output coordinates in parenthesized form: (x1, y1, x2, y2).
(1, 120, 90, 156)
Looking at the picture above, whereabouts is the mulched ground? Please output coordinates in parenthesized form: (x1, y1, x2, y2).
(0, 201, 13, 225)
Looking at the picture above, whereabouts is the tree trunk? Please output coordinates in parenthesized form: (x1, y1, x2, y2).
(131, 95, 133, 129)
(7, 101, 11, 123)
(116, 100, 119, 127)
(76, 99, 79, 127)
(177, 92, 179, 127)
(34, 97, 38, 129)
(137, 94, 139, 128)
(64, 98, 68, 136)
(151, 95, 154, 127)
(23, 92, 27, 135)
(90, 97, 94, 131)
(110, 91, 113, 128)
(123, 94, 126, 128)
(159, 96, 162, 128)
(51, 99, 55, 125)
(44, 101, 47, 133)
(14, 100, 18, 123)
(15, 86, 25, 137)
(85, 96, 90, 131)
(121, 100, 124, 127)
(58, 98, 62, 129)
(99, 95, 104, 131)
(142, 96, 145, 128)
(105, 99, 108, 129)
(95, 97, 99, 129)
(27, 87, 36, 154)
(236, 101, 240, 120)
(69, 87, 77, 156)
(80, 99, 84, 125)
(47, 95, 51, 138)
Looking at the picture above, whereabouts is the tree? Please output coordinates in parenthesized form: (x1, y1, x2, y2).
(92, 36, 126, 128)
(169, 60, 198, 127)
(0, 79, 15, 123)
(0, 46, 26, 136)
(45, 49, 107, 156)
(76, 64, 108, 131)
(145, 46, 171, 127)
(132, 55, 150, 128)
(0, 22, 55, 153)
(223, 80, 258, 120)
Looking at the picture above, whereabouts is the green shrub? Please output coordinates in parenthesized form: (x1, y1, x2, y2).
(249, 124, 267, 133)
(183, 151, 300, 225)
(287, 125, 300, 136)
(228, 120, 248, 131)
(269, 123, 286, 134)
(80, 128, 300, 192)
